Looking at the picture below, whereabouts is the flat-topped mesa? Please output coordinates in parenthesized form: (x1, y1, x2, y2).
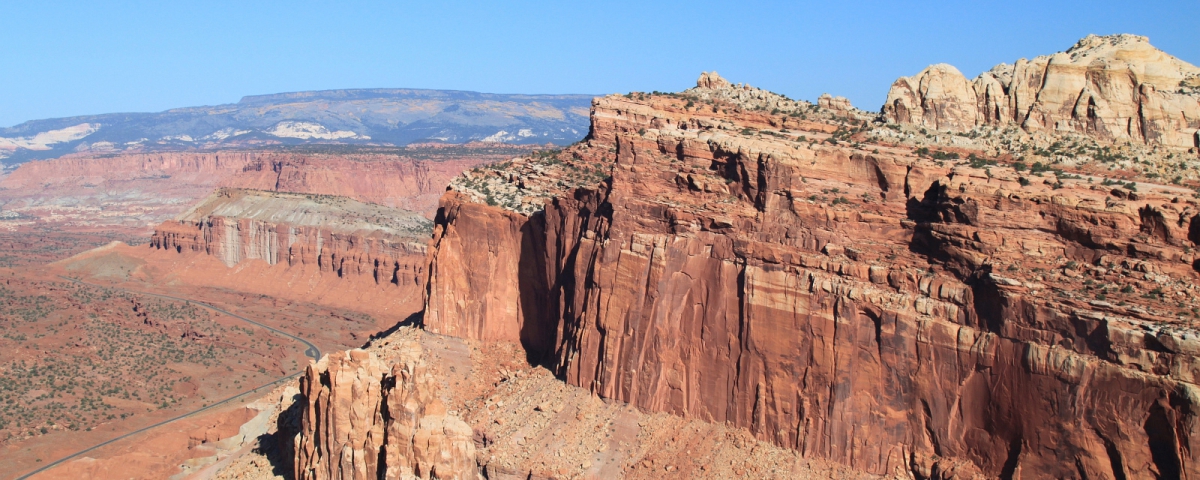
(425, 73, 1200, 478)
(883, 34, 1200, 148)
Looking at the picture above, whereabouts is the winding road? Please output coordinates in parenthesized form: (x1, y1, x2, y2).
(14, 277, 322, 480)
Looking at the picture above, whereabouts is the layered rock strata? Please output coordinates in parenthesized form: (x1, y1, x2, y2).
(0, 147, 506, 231)
(425, 74, 1200, 478)
(150, 189, 430, 289)
(0, 151, 261, 190)
(883, 34, 1200, 148)
(294, 345, 479, 480)
(222, 151, 495, 215)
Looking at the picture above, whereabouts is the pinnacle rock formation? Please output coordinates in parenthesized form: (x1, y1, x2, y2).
(294, 347, 480, 480)
(883, 34, 1200, 148)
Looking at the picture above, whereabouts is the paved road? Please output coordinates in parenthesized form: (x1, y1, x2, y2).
(14, 277, 322, 480)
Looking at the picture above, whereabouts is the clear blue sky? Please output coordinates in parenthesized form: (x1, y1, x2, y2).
(2, 0, 1196, 128)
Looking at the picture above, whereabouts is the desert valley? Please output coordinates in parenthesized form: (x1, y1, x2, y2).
(2, 31, 1200, 480)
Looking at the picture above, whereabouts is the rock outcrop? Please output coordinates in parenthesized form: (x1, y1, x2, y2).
(424, 74, 1200, 478)
(883, 34, 1200, 148)
(0, 152, 261, 190)
(818, 93, 854, 112)
(687, 71, 812, 114)
(295, 345, 480, 480)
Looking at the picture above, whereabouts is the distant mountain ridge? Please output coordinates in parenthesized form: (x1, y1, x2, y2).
(0, 88, 595, 164)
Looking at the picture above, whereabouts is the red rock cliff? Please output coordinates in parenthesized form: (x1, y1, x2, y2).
(425, 76, 1200, 478)
(222, 153, 489, 215)
(150, 190, 430, 291)
(295, 340, 480, 480)
(1, 151, 260, 190)
(0, 148, 507, 230)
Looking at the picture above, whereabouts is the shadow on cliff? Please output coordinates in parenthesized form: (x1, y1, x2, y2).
(905, 182, 1009, 334)
(253, 391, 304, 479)
(362, 310, 425, 348)
(904, 181, 966, 273)
(517, 210, 558, 368)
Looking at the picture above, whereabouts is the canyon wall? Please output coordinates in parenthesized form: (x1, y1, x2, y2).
(221, 153, 487, 215)
(150, 190, 429, 291)
(0, 151, 261, 190)
(424, 75, 1200, 478)
(150, 217, 427, 289)
(0, 148, 505, 231)
(424, 196, 553, 350)
(1, 149, 495, 210)
(294, 344, 479, 480)
(882, 34, 1200, 148)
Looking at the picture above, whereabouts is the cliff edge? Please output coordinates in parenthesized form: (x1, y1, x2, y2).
(422, 71, 1200, 478)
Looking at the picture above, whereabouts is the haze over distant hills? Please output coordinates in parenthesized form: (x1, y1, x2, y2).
(0, 88, 594, 164)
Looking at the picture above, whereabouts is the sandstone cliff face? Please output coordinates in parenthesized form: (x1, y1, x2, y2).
(424, 196, 553, 351)
(151, 218, 427, 288)
(425, 76, 1200, 478)
(294, 344, 480, 480)
(0, 148, 504, 231)
(0, 152, 260, 190)
(150, 190, 429, 290)
(222, 153, 488, 215)
(883, 34, 1200, 148)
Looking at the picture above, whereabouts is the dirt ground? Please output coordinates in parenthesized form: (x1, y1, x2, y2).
(1, 231, 418, 479)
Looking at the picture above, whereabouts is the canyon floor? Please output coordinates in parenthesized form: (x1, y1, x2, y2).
(0, 242, 414, 479)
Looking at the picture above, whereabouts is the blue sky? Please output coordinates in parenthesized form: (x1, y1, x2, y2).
(1, 0, 1196, 127)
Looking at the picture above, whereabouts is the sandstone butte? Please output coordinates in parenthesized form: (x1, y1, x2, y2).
(419, 67, 1200, 478)
(883, 34, 1200, 149)
(130, 35, 1200, 479)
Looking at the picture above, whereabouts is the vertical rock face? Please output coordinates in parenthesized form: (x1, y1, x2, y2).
(425, 75, 1200, 478)
(222, 153, 492, 216)
(883, 34, 1200, 147)
(152, 217, 427, 287)
(423, 196, 553, 352)
(0, 152, 262, 190)
(295, 347, 480, 480)
(0, 148, 503, 232)
(150, 189, 430, 289)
